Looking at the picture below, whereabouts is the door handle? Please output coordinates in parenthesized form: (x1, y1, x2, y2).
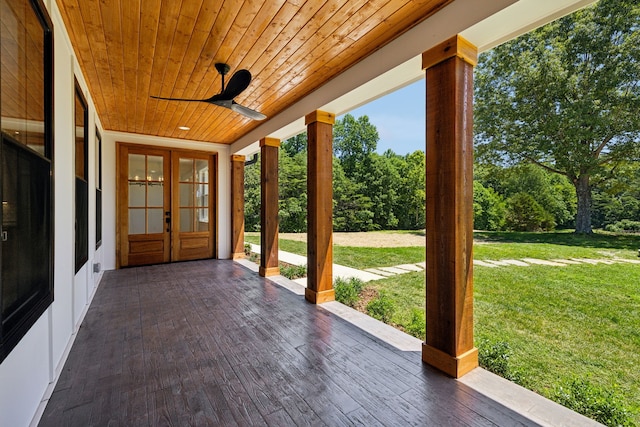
(1, 230, 7, 242)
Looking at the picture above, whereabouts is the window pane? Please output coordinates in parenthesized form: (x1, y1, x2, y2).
(75, 88, 86, 180)
(197, 187, 208, 208)
(180, 208, 193, 232)
(0, 0, 47, 156)
(147, 155, 163, 181)
(195, 160, 208, 183)
(147, 182, 163, 207)
(179, 158, 193, 181)
(180, 183, 194, 207)
(128, 182, 145, 207)
(197, 208, 209, 232)
(128, 154, 145, 180)
(147, 209, 163, 234)
(128, 209, 145, 235)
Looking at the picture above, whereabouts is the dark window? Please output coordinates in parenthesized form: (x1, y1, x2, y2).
(95, 128, 102, 249)
(75, 82, 88, 272)
(0, 0, 54, 363)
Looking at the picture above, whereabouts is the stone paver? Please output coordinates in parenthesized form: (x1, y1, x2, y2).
(501, 259, 530, 267)
(521, 258, 567, 267)
(365, 268, 396, 277)
(395, 264, 424, 272)
(377, 266, 414, 275)
(474, 260, 499, 268)
(247, 242, 636, 282)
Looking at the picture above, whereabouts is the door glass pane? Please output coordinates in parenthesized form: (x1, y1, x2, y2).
(128, 154, 145, 180)
(197, 208, 209, 231)
(197, 186, 208, 207)
(180, 208, 193, 232)
(147, 155, 163, 181)
(148, 182, 163, 206)
(180, 183, 194, 207)
(128, 209, 145, 234)
(179, 158, 194, 181)
(147, 209, 163, 234)
(195, 160, 208, 182)
(129, 182, 145, 207)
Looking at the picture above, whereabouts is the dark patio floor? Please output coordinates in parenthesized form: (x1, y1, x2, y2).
(38, 259, 575, 426)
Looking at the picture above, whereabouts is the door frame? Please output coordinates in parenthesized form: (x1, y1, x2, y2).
(116, 142, 218, 268)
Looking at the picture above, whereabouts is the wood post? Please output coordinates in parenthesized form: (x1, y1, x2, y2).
(259, 138, 280, 277)
(305, 110, 336, 304)
(231, 155, 246, 260)
(422, 35, 479, 378)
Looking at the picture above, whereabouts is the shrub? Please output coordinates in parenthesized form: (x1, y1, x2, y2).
(604, 219, 640, 233)
(244, 243, 252, 256)
(505, 192, 555, 231)
(405, 308, 426, 340)
(473, 181, 507, 231)
(334, 277, 364, 307)
(478, 339, 524, 385)
(552, 379, 636, 427)
(366, 291, 395, 323)
(280, 264, 306, 280)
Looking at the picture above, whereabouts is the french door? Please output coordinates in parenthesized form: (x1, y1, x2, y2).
(117, 144, 216, 267)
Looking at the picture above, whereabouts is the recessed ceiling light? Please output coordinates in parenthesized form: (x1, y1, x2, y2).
(178, 126, 190, 131)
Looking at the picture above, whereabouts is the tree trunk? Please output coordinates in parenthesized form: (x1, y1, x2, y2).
(574, 174, 592, 234)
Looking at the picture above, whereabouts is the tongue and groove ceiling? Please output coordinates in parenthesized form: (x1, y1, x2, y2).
(55, 0, 452, 144)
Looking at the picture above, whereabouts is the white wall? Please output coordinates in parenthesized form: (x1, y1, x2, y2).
(0, 3, 110, 426)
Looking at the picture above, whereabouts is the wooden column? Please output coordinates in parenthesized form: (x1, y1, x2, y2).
(259, 138, 280, 277)
(422, 35, 479, 378)
(306, 110, 335, 304)
(231, 155, 246, 260)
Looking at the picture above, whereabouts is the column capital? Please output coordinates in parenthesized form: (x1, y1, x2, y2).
(422, 34, 477, 70)
(231, 154, 246, 162)
(260, 137, 280, 148)
(305, 110, 335, 126)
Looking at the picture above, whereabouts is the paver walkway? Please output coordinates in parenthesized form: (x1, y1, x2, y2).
(248, 243, 639, 282)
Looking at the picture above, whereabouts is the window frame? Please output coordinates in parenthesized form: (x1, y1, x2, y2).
(74, 80, 89, 273)
(95, 128, 102, 249)
(0, 0, 55, 363)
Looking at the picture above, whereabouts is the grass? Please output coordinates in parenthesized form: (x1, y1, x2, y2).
(246, 231, 640, 270)
(244, 233, 425, 269)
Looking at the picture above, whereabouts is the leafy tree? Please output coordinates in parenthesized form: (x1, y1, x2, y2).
(397, 151, 426, 229)
(279, 149, 307, 232)
(282, 132, 307, 156)
(333, 114, 379, 176)
(244, 158, 261, 231)
(473, 181, 506, 231)
(333, 158, 374, 231)
(505, 192, 555, 232)
(475, 0, 640, 233)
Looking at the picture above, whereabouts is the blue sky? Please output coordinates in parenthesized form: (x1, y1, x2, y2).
(340, 79, 425, 155)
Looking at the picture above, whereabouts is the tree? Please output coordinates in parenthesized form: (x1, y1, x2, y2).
(474, 0, 640, 233)
(333, 114, 379, 177)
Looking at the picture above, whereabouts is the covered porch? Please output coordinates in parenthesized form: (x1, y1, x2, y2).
(38, 259, 594, 426)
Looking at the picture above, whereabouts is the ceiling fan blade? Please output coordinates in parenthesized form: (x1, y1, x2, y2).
(150, 95, 206, 102)
(220, 69, 252, 100)
(230, 101, 266, 120)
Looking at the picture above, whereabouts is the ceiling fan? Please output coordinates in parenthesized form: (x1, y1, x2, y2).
(151, 63, 266, 121)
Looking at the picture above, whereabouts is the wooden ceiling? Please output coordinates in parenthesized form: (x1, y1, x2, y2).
(56, 0, 452, 144)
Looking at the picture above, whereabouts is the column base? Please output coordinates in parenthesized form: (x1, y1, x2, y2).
(305, 288, 335, 304)
(231, 252, 245, 260)
(259, 266, 280, 277)
(422, 344, 478, 378)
